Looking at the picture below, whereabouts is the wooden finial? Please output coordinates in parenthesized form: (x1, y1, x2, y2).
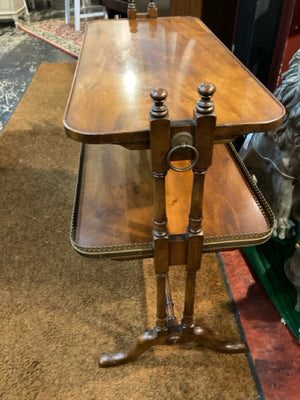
(128, 0, 136, 9)
(150, 88, 168, 118)
(127, 0, 137, 19)
(147, 1, 158, 18)
(196, 82, 216, 114)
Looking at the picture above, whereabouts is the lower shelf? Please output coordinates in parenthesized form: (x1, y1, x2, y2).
(71, 142, 274, 261)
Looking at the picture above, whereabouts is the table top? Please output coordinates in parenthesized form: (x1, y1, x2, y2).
(64, 16, 285, 146)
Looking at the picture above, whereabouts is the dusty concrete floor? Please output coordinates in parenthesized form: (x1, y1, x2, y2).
(0, 4, 75, 132)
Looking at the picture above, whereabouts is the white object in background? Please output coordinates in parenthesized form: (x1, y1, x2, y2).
(0, 0, 29, 25)
(65, 0, 107, 31)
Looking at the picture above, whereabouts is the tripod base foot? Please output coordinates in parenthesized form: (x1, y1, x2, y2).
(99, 324, 247, 367)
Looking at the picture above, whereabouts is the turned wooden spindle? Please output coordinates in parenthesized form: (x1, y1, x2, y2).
(182, 83, 217, 329)
(196, 82, 216, 115)
(127, 0, 158, 19)
(147, 1, 158, 18)
(150, 88, 168, 119)
(127, 0, 137, 19)
(150, 88, 169, 237)
(150, 88, 170, 330)
(190, 82, 216, 227)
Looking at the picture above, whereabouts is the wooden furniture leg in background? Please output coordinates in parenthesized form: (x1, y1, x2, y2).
(127, 0, 158, 19)
(99, 84, 246, 368)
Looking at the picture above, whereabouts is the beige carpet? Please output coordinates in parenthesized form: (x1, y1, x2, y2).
(0, 63, 258, 399)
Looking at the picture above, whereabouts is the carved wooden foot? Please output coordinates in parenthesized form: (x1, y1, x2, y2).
(99, 324, 246, 367)
(99, 328, 167, 367)
(181, 325, 247, 353)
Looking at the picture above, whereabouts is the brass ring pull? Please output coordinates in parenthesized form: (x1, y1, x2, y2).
(167, 132, 199, 172)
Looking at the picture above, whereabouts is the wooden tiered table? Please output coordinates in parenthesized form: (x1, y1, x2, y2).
(64, 16, 285, 367)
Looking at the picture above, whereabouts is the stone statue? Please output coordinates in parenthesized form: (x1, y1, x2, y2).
(239, 49, 300, 311)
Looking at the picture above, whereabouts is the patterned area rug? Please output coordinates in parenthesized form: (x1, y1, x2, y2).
(18, 18, 86, 58)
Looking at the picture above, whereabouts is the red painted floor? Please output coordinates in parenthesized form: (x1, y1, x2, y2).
(221, 250, 300, 400)
(280, 33, 300, 76)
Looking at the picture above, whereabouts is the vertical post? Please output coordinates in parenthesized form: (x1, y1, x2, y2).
(147, 1, 158, 18)
(182, 83, 217, 329)
(74, 0, 81, 31)
(150, 89, 170, 330)
(127, 0, 137, 19)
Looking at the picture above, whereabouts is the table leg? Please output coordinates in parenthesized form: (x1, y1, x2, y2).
(99, 273, 246, 368)
(98, 85, 247, 368)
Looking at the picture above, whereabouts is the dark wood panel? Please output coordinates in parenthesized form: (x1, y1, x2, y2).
(169, 0, 202, 17)
(201, 0, 240, 49)
(234, 0, 293, 90)
(268, 0, 297, 90)
(289, 0, 300, 36)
